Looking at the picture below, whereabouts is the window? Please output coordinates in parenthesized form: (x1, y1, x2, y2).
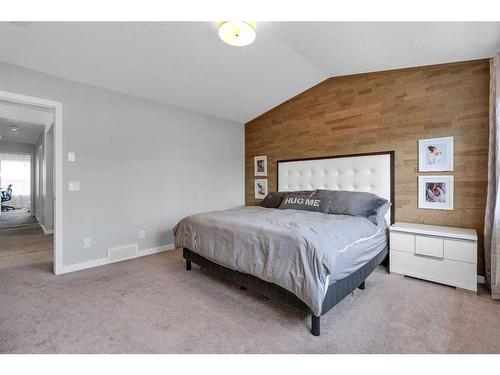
(0, 153, 31, 209)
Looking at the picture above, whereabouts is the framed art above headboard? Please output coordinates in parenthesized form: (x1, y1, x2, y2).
(277, 151, 395, 224)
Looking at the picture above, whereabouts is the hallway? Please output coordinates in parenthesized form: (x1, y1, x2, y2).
(0, 209, 52, 269)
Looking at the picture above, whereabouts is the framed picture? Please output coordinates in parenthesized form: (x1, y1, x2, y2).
(418, 175, 454, 210)
(254, 179, 268, 200)
(254, 155, 267, 176)
(418, 136, 454, 172)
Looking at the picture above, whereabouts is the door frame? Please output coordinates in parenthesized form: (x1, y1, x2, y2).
(0, 90, 63, 275)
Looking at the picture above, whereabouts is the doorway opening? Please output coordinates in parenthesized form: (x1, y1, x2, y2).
(0, 92, 61, 273)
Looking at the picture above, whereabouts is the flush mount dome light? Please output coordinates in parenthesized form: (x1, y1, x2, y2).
(218, 21, 256, 46)
(8, 124, 19, 134)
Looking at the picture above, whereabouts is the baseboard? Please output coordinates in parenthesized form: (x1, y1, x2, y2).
(40, 225, 54, 235)
(60, 257, 107, 274)
(477, 275, 486, 284)
(59, 243, 176, 275)
(138, 244, 175, 256)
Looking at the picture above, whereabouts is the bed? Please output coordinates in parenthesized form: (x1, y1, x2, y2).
(174, 151, 394, 336)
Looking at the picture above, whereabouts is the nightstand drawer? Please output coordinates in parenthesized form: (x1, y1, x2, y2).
(390, 250, 477, 291)
(415, 236, 443, 258)
(390, 232, 414, 253)
(444, 239, 477, 264)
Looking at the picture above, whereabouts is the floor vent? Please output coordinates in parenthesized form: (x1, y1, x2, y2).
(107, 244, 138, 262)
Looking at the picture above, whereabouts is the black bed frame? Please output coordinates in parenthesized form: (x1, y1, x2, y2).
(183, 151, 394, 336)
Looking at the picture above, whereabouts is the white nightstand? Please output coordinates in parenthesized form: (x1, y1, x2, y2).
(389, 222, 478, 292)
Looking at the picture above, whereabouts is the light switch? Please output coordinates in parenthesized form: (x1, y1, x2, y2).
(68, 152, 76, 162)
(68, 181, 80, 192)
(83, 238, 92, 249)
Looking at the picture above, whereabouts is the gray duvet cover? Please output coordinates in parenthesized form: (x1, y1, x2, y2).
(173, 206, 385, 316)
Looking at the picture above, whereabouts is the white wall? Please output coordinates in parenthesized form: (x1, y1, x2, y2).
(0, 62, 245, 268)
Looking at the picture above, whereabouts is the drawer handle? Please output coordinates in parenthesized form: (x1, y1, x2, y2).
(414, 252, 444, 261)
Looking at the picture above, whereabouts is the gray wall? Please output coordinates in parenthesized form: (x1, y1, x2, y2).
(44, 125, 54, 231)
(0, 62, 244, 267)
(33, 126, 54, 231)
(0, 140, 35, 155)
(34, 132, 43, 221)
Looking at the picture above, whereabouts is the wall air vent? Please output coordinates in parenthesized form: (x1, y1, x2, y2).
(107, 244, 138, 262)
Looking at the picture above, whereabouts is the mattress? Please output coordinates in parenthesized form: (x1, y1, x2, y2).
(173, 206, 388, 315)
(328, 222, 388, 284)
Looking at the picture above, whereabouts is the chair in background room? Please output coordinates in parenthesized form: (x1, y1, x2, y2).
(1, 184, 15, 212)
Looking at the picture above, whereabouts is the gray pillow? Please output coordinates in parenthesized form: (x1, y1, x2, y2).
(314, 190, 390, 224)
(368, 201, 391, 226)
(279, 195, 332, 213)
(259, 192, 285, 208)
(259, 190, 315, 209)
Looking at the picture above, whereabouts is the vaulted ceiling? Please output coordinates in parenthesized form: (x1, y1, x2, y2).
(1, 22, 499, 123)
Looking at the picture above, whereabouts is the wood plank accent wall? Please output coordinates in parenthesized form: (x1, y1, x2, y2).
(245, 59, 490, 274)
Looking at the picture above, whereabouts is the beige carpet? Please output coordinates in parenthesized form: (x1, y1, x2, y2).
(0, 248, 52, 270)
(1, 249, 499, 354)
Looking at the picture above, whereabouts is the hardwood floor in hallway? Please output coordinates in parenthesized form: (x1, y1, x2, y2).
(0, 209, 53, 269)
(0, 209, 38, 230)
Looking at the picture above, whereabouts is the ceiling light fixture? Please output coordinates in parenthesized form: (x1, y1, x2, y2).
(218, 21, 256, 47)
(8, 124, 19, 134)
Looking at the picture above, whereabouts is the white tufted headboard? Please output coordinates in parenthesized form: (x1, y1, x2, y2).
(277, 152, 394, 224)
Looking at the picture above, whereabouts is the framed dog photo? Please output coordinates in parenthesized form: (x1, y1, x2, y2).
(418, 136, 454, 172)
(418, 175, 454, 210)
(254, 155, 267, 176)
(254, 179, 268, 200)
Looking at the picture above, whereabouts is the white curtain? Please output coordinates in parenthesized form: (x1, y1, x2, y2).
(484, 53, 500, 299)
